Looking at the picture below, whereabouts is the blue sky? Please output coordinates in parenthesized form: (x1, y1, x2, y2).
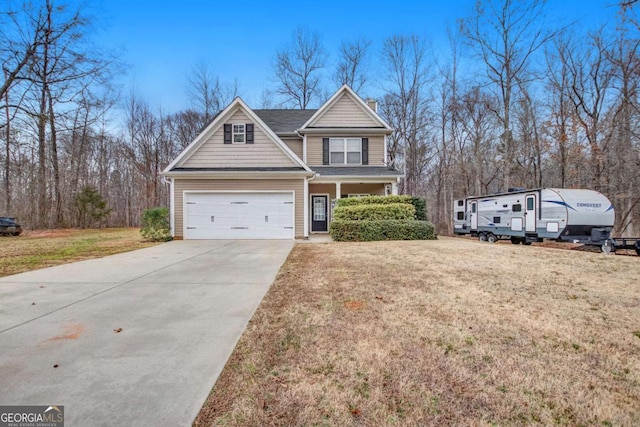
(91, 0, 621, 113)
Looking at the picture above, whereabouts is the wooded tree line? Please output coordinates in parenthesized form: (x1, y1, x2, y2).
(1, 0, 638, 236)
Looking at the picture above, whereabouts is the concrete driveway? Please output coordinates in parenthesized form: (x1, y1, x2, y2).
(0, 239, 293, 426)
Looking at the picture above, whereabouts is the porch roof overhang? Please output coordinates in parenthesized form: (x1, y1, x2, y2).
(311, 166, 402, 182)
(162, 167, 314, 179)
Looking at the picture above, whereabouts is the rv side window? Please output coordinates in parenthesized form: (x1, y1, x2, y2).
(512, 204, 522, 212)
(457, 212, 464, 220)
(493, 216, 501, 224)
(527, 198, 534, 210)
(471, 204, 476, 213)
(457, 200, 464, 207)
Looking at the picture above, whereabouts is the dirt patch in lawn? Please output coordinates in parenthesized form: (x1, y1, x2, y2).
(0, 228, 159, 277)
(195, 237, 640, 426)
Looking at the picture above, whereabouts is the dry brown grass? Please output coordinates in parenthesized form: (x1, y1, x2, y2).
(195, 237, 640, 427)
(0, 228, 158, 277)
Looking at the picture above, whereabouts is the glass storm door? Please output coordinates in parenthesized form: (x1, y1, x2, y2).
(311, 195, 328, 232)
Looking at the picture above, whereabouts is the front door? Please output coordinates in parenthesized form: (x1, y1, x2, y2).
(525, 194, 536, 232)
(470, 201, 478, 231)
(311, 195, 328, 232)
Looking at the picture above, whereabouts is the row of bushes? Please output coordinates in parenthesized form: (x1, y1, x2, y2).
(140, 195, 434, 243)
(329, 195, 436, 242)
(330, 219, 436, 242)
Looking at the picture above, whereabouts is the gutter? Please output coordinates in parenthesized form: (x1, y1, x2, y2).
(161, 170, 315, 179)
(297, 128, 392, 136)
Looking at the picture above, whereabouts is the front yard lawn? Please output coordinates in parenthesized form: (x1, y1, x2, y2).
(0, 228, 158, 277)
(195, 237, 640, 426)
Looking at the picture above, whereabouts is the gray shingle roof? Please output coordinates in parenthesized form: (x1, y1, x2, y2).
(253, 109, 317, 134)
(312, 166, 402, 177)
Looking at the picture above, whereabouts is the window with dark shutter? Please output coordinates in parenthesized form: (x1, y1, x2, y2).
(223, 124, 232, 144)
(246, 123, 254, 144)
(323, 138, 329, 165)
(362, 138, 369, 165)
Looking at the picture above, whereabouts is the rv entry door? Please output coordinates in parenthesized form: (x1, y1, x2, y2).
(525, 194, 536, 233)
(470, 201, 478, 231)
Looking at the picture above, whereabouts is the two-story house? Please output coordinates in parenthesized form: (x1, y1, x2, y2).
(162, 85, 402, 239)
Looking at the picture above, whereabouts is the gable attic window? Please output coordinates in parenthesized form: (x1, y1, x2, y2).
(223, 123, 254, 144)
(233, 124, 245, 143)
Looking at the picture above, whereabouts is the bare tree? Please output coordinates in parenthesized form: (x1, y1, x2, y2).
(187, 60, 237, 124)
(380, 35, 432, 196)
(545, 36, 577, 188)
(334, 37, 371, 93)
(562, 30, 614, 192)
(606, 9, 640, 236)
(461, 0, 556, 189)
(273, 27, 327, 109)
(0, 3, 47, 104)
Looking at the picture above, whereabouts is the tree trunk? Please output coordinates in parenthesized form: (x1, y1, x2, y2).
(47, 89, 63, 226)
(4, 74, 10, 213)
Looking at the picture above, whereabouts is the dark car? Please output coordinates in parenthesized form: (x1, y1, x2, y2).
(0, 217, 22, 236)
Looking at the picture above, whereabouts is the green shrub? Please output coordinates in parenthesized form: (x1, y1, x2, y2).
(333, 203, 415, 221)
(335, 195, 412, 207)
(335, 195, 428, 221)
(409, 197, 428, 221)
(74, 186, 112, 228)
(140, 207, 172, 242)
(330, 219, 437, 242)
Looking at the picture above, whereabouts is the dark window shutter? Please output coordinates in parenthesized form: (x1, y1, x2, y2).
(323, 138, 329, 165)
(362, 138, 369, 165)
(246, 123, 254, 144)
(223, 124, 232, 144)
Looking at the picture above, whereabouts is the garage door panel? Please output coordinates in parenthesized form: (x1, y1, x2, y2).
(184, 192, 293, 239)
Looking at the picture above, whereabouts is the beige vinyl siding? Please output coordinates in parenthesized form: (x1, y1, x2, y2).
(313, 93, 379, 127)
(182, 109, 297, 168)
(368, 136, 385, 166)
(282, 137, 303, 159)
(307, 135, 386, 166)
(309, 184, 336, 200)
(174, 178, 305, 238)
(342, 183, 386, 196)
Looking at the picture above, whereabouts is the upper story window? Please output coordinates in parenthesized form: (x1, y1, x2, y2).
(233, 124, 245, 143)
(330, 138, 361, 165)
(322, 137, 368, 165)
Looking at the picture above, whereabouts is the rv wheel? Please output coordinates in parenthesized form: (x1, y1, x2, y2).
(487, 233, 498, 243)
(479, 233, 487, 242)
(601, 240, 616, 254)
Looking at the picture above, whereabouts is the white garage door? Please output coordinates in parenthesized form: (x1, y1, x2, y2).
(184, 192, 294, 239)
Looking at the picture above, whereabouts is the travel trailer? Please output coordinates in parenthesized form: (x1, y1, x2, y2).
(453, 188, 616, 247)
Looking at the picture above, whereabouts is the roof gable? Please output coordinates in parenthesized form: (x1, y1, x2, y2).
(300, 85, 391, 130)
(163, 98, 310, 172)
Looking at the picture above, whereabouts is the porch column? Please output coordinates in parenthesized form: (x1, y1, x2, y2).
(335, 182, 342, 199)
(391, 181, 398, 195)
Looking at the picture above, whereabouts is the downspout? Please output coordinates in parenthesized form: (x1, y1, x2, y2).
(383, 134, 387, 166)
(304, 173, 316, 238)
(162, 176, 175, 237)
(301, 132, 307, 164)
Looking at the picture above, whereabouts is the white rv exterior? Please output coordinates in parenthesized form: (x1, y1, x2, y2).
(453, 188, 615, 245)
